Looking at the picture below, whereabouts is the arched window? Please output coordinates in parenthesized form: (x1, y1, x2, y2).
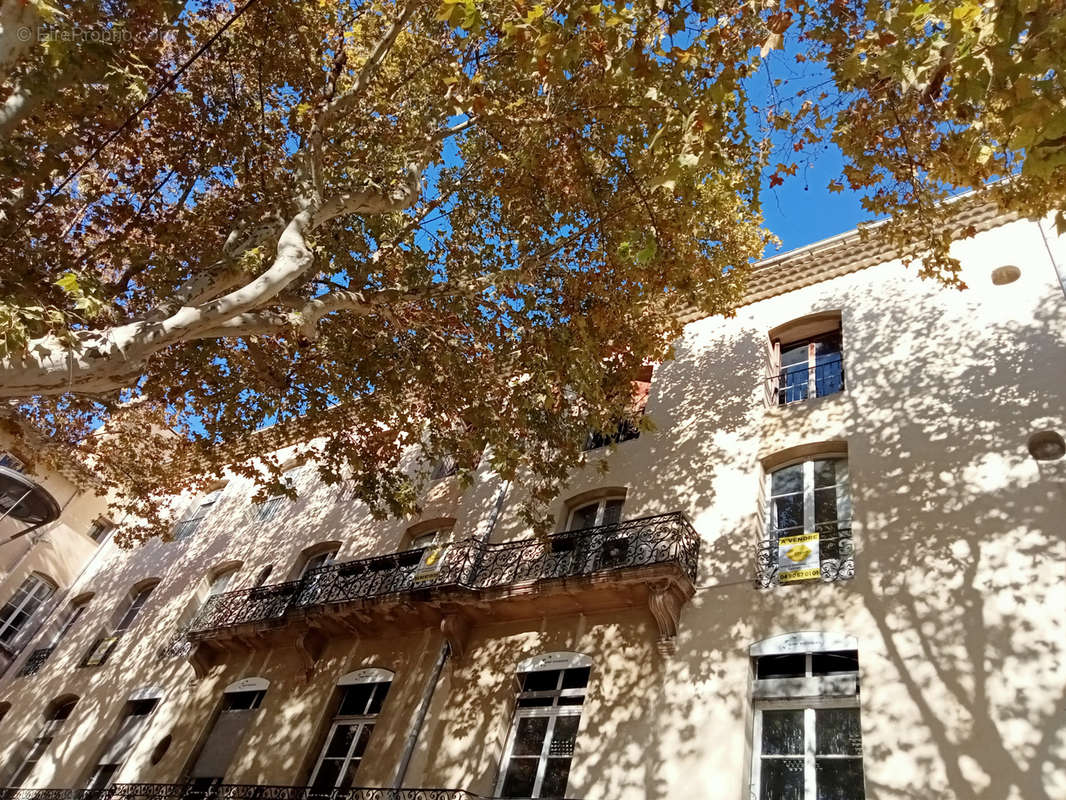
(497, 652, 592, 799)
(0, 573, 56, 645)
(52, 594, 93, 646)
(749, 633, 864, 800)
(186, 678, 268, 788)
(173, 484, 227, 541)
(9, 695, 79, 787)
(766, 311, 845, 406)
(294, 543, 342, 580)
(761, 448, 852, 586)
(206, 567, 239, 599)
(405, 519, 455, 551)
(309, 668, 395, 789)
(565, 491, 626, 531)
(115, 581, 159, 632)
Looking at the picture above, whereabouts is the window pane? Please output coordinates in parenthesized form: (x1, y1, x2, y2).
(500, 757, 538, 798)
(338, 684, 374, 716)
(816, 708, 863, 756)
(323, 725, 357, 758)
(341, 756, 364, 788)
(561, 667, 590, 690)
(780, 342, 809, 368)
(365, 682, 390, 715)
(602, 499, 624, 525)
(814, 487, 838, 525)
(523, 670, 562, 692)
(549, 715, 580, 757)
(571, 504, 598, 530)
(814, 333, 841, 357)
(771, 465, 804, 496)
(757, 654, 806, 679)
(541, 757, 573, 798)
(772, 495, 804, 532)
(760, 758, 805, 800)
(351, 723, 373, 758)
(312, 759, 343, 789)
(517, 697, 554, 708)
(512, 716, 550, 756)
(761, 710, 804, 755)
(816, 758, 865, 800)
(812, 651, 859, 676)
(814, 460, 839, 488)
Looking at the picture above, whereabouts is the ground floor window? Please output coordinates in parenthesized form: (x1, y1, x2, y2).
(751, 633, 865, 800)
(498, 653, 591, 799)
(309, 674, 392, 789)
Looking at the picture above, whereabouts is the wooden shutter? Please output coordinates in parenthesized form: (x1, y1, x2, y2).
(763, 338, 781, 408)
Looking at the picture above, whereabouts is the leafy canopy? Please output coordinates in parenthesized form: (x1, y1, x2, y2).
(0, 0, 1062, 541)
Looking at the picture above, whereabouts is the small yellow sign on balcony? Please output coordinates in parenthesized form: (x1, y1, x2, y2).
(778, 532, 820, 583)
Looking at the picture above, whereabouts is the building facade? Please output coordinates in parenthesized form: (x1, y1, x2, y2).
(0, 210, 1064, 800)
(0, 437, 114, 678)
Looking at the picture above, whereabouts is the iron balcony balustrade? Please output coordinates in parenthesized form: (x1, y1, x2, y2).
(186, 512, 699, 660)
(16, 645, 54, 676)
(755, 522, 855, 589)
(0, 785, 582, 800)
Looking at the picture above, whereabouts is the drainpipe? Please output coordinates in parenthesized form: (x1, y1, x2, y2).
(390, 477, 512, 790)
(1037, 217, 1066, 301)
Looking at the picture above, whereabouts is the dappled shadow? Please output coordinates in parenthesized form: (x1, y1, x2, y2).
(0, 219, 1063, 799)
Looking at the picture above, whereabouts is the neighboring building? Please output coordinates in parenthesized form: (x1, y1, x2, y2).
(0, 437, 114, 677)
(0, 209, 1064, 800)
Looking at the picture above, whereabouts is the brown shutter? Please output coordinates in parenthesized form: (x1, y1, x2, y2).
(189, 709, 257, 778)
(763, 338, 781, 408)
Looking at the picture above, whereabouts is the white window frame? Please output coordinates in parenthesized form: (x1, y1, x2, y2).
(299, 548, 339, 579)
(766, 457, 850, 537)
(114, 584, 156, 633)
(566, 497, 625, 531)
(749, 634, 864, 800)
(751, 697, 864, 800)
(309, 677, 393, 789)
(174, 488, 224, 540)
(0, 450, 25, 471)
(496, 653, 592, 799)
(0, 573, 56, 644)
(50, 599, 89, 647)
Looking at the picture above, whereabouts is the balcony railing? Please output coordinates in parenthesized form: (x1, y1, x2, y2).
(189, 512, 699, 637)
(755, 523, 855, 588)
(0, 784, 582, 800)
(765, 356, 845, 406)
(17, 646, 54, 676)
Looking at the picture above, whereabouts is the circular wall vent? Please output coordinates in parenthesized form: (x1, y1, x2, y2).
(991, 265, 1021, 285)
(1028, 430, 1066, 461)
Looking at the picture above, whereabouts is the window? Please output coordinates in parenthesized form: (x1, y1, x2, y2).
(88, 518, 116, 543)
(297, 546, 341, 580)
(254, 467, 302, 522)
(567, 497, 624, 531)
(52, 596, 90, 646)
(309, 670, 394, 789)
(115, 582, 157, 633)
(751, 634, 865, 800)
(9, 697, 78, 787)
(767, 314, 845, 406)
(763, 457, 852, 585)
(81, 582, 158, 667)
(187, 679, 268, 785)
(0, 573, 56, 645)
(0, 450, 25, 471)
(431, 455, 458, 480)
(173, 487, 224, 541)
(86, 697, 159, 790)
(582, 367, 652, 451)
(497, 653, 591, 799)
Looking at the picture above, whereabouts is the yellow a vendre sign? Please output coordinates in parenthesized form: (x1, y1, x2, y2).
(778, 532, 820, 583)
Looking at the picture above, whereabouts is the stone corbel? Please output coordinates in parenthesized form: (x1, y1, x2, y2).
(648, 581, 689, 656)
(187, 642, 218, 680)
(295, 627, 327, 678)
(440, 613, 472, 664)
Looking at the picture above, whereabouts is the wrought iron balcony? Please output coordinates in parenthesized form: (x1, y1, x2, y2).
(755, 523, 855, 589)
(0, 786, 581, 800)
(16, 645, 54, 676)
(187, 512, 699, 656)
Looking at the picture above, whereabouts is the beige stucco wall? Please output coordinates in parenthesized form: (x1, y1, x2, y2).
(0, 216, 1063, 800)
(0, 435, 109, 674)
